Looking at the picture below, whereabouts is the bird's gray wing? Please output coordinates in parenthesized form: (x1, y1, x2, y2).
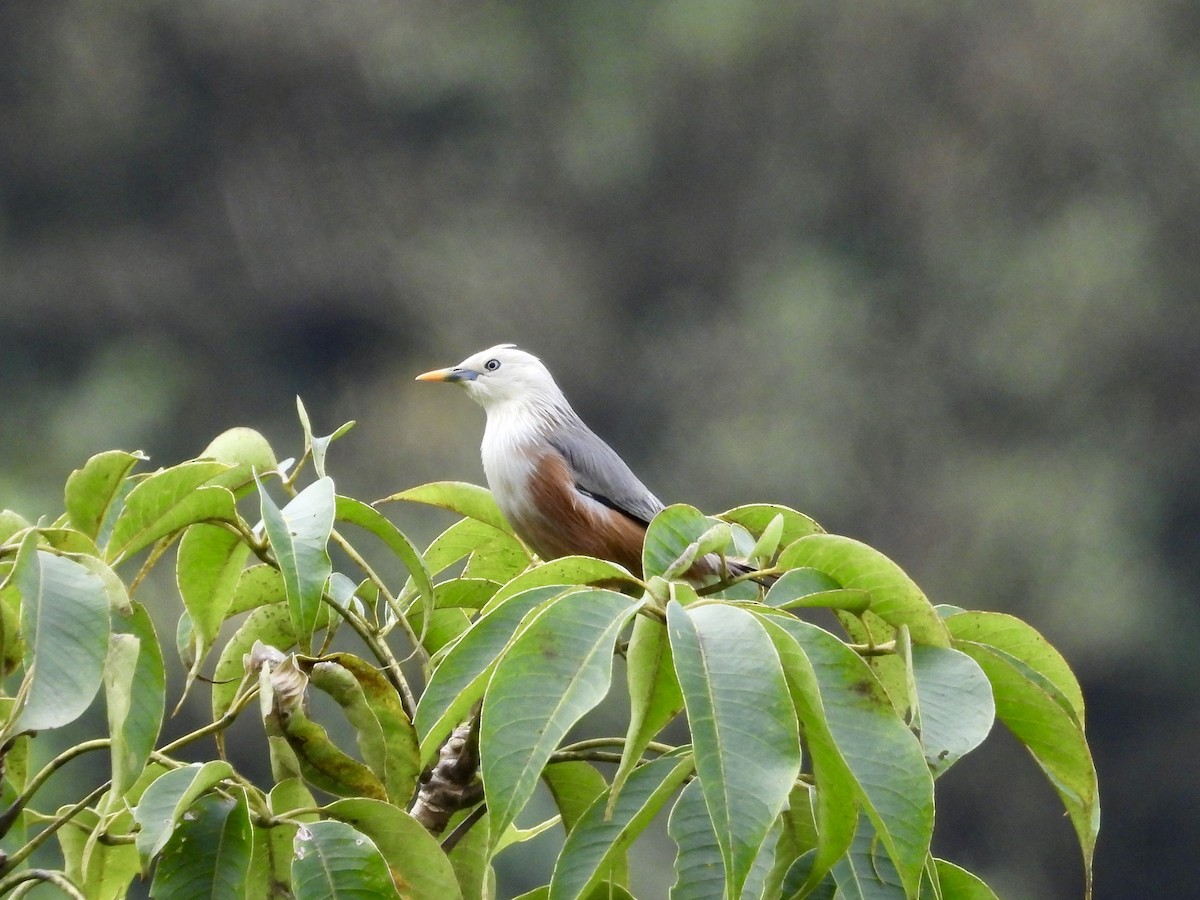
(546, 425, 665, 528)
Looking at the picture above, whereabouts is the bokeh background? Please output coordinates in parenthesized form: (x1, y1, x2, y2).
(2, 1, 1196, 897)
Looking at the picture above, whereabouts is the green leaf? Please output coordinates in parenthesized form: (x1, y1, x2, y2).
(292, 820, 402, 900)
(149, 792, 253, 899)
(777, 535, 949, 646)
(668, 779, 726, 900)
(107, 604, 165, 798)
(434, 578, 502, 611)
(831, 813, 906, 899)
(765, 568, 871, 614)
(609, 614, 684, 814)
(769, 617, 934, 897)
(201, 426, 279, 491)
(13, 534, 111, 733)
(263, 661, 388, 802)
(334, 495, 434, 627)
(945, 611, 1084, 725)
(542, 761, 610, 835)
(58, 805, 140, 900)
(423, 517, 530, 581)
(448, 811, 493, 900)
(311, 654, 421, 805)
(177, 523, 250, 666)
(669, 777, 781, 900)
(258, 475, 335, 653)
(211, 603, 295, 725)
(65, 449, 145, 545)
(324, 798, 462, 900)
(549, 754, 694, 900)
(484, 556, 641, 612)
(954, 640, 1099, 891)
(465, 532, 531, 582)
(226, 563, 287, 618)
(644, 505, 720, 580)
(718, 503, 823, 549)
(247, 779, 318, 896)
(666, 601, 801, 899)
(481, 588, 638, 853)
(416, 585, 567, 764)
(933, 858, 1000, 899)
(910, 646, 994, 778)
(296, 397, 354, 481)
(758, 618, 860, 894)
(0, 571, 23, 678)
(106, 461, 237, 564)
(0, 509, 32, 544)
(765, 786, 822, 899)
(386, 481, 514, 535)
(747, 513, 786, 564)
(134, 761, 235, 869)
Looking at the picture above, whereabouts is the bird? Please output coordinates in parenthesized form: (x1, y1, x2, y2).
(415, 344, 755, 584)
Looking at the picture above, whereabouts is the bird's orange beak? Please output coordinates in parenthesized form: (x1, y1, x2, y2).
(415, 367, 457, 382)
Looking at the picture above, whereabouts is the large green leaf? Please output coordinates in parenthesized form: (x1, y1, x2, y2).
(484, 556, 641, 612)
(334, 495, 434, 625)
(666, 601, 801, 899)
(954, 639, 1099, 892)
(106, 461, 237, 564)
(149, 792, 253, 899)
(107, 603, 165, 799)
(609, 614, 684, 814)
(226, 563, 287, 618)
(718, 503, 824, 551)
(830, 813, 907, 899)
(262, 658, 388, 802)
(134, 761, 235, 869)
(292, 820, 402, 899)
(945, 611, 1084, 724)
(64, 449, 145, 545)
(766, 617, 934, 897)
(325, 798, 462, 900)
(246, 779, 318, 897)
(258, 476, 335, 652)
(549, 754, 693, 900)
(177, 523, 250, 665)
(543, 762, 609, 835)
(910, 646, 994, 778)
(667, 779, 726, 900)
(644, 505, 724, 580)
(434, 578, 502, 611)
(58, 805, 140, 900)
(13, 534, 111, 733)
(424, 517, 530, 581)
(201, 426, 279, 491)
(669, 778, 781, 900)
(481, 588, 638, 853)
(933, 858, 1000, 899)
(310, 654, 421, 804)
(759, 618, 860, 893)
(386, 481, 513, 535)
(415, 585, 568, 764)
(777, 535, 949, 646)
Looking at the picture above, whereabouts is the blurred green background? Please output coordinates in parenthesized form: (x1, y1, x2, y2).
(1, 1, 1195, 897)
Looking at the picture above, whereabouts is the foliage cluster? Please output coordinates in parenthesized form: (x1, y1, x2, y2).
(0, 406, 1098, 898)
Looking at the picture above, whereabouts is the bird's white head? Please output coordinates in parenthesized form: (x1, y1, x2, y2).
(415, 344, 568, 414)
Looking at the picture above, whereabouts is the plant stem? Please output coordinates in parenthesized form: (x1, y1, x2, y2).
(0, 739, 110, 838)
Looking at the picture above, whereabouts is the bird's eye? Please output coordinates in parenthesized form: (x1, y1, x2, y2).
(484, 358, 501, 372)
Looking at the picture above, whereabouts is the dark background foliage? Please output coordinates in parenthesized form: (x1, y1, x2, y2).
(1, 2, 1195, 897)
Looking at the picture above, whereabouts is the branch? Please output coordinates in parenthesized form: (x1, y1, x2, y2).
(410, 715, 483, 836)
